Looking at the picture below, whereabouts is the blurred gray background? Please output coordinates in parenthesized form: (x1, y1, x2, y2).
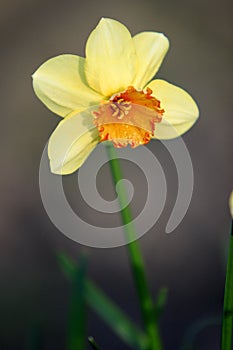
(0, 0, 232, 349)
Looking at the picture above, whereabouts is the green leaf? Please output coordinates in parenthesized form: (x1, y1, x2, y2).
(88, 336, 102, 350)
(180, 315, 221, 350)
(221, 221, 233, 350)
(154, 287, 168, 321)
(57, 253, 149, 350)
(66, 255, 88, 350)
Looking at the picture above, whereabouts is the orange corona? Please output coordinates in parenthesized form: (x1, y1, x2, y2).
(93, 86, 164, 148)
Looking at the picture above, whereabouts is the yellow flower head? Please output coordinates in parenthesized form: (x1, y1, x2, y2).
(32, 18, 199, 174)
(229, 191, 233, 218)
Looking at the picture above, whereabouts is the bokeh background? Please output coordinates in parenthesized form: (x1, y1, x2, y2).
(0, 0, 232, 349)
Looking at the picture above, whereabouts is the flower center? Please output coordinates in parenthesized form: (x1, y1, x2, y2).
(93, 86, 164, 148)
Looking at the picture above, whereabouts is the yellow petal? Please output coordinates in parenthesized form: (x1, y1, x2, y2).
(229, 191, 233, 218)
(147, 79, 199, 139)
(32, 55, 104, 117)
(132, 32, 169, 89)
(85, 18, 137, 97)
(48, 109, 99, 174)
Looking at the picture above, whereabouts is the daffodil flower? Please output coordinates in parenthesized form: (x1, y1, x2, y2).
(229, 191, 233, 218)
(32, 18, 199, 174)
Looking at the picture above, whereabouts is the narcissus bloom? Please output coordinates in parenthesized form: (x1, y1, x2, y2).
(229, 191, 233, 218)
(33, 18, 199, 174)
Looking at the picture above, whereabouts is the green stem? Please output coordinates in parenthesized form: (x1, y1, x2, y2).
(221, 220, 233, 350)
(105, 143, 162, 350)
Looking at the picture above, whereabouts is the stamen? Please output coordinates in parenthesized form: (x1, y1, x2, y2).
(93, 86, 164, 148)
